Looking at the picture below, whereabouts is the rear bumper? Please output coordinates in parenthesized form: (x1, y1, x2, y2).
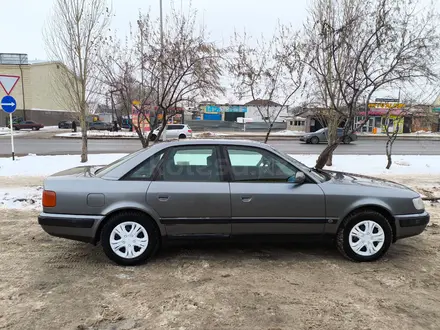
(38, 212, 104, 244)
(395, 211, 430, 240)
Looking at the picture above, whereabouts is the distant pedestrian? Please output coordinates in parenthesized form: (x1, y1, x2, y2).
(113, 121, 119, 132)
(72, 121, 77, 132)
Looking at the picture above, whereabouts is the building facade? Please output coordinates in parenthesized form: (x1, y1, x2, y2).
(197, 99, 289, 123)
(0, 53, 75, 126)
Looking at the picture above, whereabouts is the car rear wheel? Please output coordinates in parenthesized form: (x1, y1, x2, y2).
(343, 136, 352, 144)
(179, 133, 187, 139)
(101, 212, 160, 266)
(310, 136, 319, 144)
(336, 210, 392, 262)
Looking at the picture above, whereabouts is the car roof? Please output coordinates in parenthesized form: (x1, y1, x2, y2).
(156, 139, 270, 149)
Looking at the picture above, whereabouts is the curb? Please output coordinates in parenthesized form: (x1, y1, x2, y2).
(54, 134, 440, 141)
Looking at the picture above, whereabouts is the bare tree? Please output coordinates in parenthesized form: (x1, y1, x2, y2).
(305, 0, 440, 169)
(100, 7, 223, 148)
(44, 0, 111, 162)
(229, 26, 305, 143)
(384, 89, 439, 169)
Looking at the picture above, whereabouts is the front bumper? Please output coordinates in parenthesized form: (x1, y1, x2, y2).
(38, 212, 104, 244)
(395, 211, 430, 240)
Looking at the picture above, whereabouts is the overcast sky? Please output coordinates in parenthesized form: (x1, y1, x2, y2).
(3, 0, 309, 61)
(3, 0, 439, 103)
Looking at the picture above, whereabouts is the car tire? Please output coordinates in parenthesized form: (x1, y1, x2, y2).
(179, 133, 187, 139)
(343, 136, 352, 144)
(310, 136, 319, 144)
(101, 211, 160, 266)
(336, 210, 393, 262)
(14, 127, 19, 131)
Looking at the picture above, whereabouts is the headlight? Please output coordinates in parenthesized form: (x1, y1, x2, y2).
(412, 197, 425, 211)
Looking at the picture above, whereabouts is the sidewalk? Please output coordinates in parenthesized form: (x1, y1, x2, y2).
(54, 130, 440, 141)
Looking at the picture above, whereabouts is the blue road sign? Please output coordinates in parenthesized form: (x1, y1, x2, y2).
(1, 95, 17, 113)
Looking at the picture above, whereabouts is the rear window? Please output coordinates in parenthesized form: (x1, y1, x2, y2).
(95, 149, 145, 176)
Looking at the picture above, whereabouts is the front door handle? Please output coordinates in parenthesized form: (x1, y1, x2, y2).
(241, 196, 252, 203)
(158, 196, 169, 202)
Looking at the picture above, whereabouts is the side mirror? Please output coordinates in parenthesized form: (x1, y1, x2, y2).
(288, 171, 306, 185)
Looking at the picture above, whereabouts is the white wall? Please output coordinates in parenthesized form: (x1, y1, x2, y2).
(245, 106, 289, 123)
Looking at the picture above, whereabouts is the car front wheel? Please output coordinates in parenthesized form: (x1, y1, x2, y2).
(336, 210, 392, 262)
(101, 212, 160, 266)
(310, 136, 319, 144)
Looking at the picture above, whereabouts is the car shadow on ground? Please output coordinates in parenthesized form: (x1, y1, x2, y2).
(44, 238, 419, 268)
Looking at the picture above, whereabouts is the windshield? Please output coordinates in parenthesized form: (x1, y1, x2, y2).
(274, 148, 328, 182)
(95, 148, 145, 176)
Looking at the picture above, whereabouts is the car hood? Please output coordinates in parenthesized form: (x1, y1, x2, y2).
(49, 166, 102, 178)
(322, 169, 415, 191)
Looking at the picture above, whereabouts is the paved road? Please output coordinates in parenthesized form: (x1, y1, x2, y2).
(0, 137, 439, 156)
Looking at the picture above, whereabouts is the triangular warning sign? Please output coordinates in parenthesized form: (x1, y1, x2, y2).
(0, 75, 20, 95)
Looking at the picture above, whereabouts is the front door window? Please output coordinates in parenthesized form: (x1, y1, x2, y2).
(158, 146, 222, 182)
(226, 147, 297, 182)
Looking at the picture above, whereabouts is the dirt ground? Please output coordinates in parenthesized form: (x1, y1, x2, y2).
(1, 175, 440, 330)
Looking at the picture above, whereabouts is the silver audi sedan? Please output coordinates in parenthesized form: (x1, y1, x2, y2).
(38, 140, 429, 265)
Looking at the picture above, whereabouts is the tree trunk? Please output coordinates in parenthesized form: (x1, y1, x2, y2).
(134, 126, 149, 148)
(385, 137, 394, 169)
(81, 131, 88, 163)
(80, 109, 88, 163)
(325, 118, 338, 167)
(316, 142, 339, 169)
(264, 123, 274, 143)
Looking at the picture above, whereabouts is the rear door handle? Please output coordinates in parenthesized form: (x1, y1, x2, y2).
(241, 196, 252, 203)
(158, 196, 169, 202)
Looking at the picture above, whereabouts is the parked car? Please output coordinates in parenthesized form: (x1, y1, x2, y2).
(87, 121, 113, 131)
(300, 128, 358, 144)
(58, 120, 79, 129)
(150, 124, 192, 141)
(38, 140, 429, 266)
(10, 120, 44, 131)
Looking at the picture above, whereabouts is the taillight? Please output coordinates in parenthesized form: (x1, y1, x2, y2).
(188, 129, 192, 133)
(42, 190, 56, 207)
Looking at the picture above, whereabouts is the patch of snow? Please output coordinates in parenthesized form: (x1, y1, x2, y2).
(0, 186, 43, 210)
(56, 130, 140, 138)
(193, 131, 228, 138)
(1, 153, 440, 210)
(271, 130, 304, 136)
(294, 155, 440, 175)
(0, 154, 126, 177)
(0, 127, 32, 137)
(1, 153, 440, 178)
